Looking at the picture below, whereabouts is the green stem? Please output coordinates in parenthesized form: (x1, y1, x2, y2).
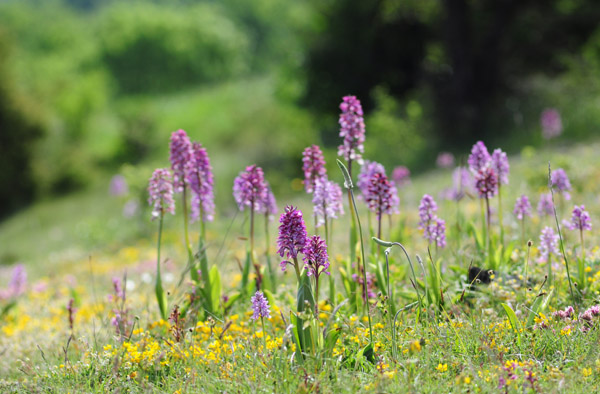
(547, 255, 553, 287)
(549, 164, 575, 300)
(292, 256, 301, 284)
(376, 208, 382, 259)
(521, 219, 525, 247)
(456, 199, 461, 250)
(498, 185, 504, 245)
(580, 228, 585, 289)
(265, 212, 275, 289)
(197, 203, 212, 313)
(350, 188, 373, 342)
(315, 274, 320, 317)
(155, 213, 167, 319)
(250, 202, 261, 290)
(261, 316, 267, 351)
(182, 187, 197, 282)
(485, 196, 491, 268)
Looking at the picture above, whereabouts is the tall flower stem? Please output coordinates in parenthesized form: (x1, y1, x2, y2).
(345, 160, 360, 311)
(324, 214, 336, 306)
(249, 202, 262, 290)
(549, 163, 575, 300)
(265, 212, 275, 289)
(338, 160, 373, 342)
(182, 187, 197, 282)
(498, 185, 504, 245)
(455, 200, 461, 250)
(485, 196, 491, 267)
(155, 214, 167, 319)
(314, 275, 320, 317)
(579, 228, 585, 289)
(376, 210, 382, 259)
(292, 257, 302, 284)
(480, 199, 486, 251)
(372, 238, 422, 323)
(547, 255, 553, 287)
(197, 203, 212, 313)
(260, 316, 267, 351)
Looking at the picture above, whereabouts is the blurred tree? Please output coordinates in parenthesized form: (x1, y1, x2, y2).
(98, 3, 249, 93)
(303, 0, 600, 150)
(0, 30, 43, 218)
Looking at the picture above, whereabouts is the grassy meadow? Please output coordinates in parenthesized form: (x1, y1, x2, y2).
(1, 137, 600, 393)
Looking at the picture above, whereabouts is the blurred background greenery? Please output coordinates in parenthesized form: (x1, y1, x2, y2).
(2, 0, 600, 264)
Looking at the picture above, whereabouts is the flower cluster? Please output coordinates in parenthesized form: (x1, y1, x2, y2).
(436, 152, 454, 168)
(513, 195, 532, 220)
(540, 108, 562, 139)
(312, 178, 344, 227)
(357, 161, 385, 199)
(0, 264, 27, 300)
(491, 148, 509, 185)
(147, 168, 176, 220)
(418, 195, 446, 247)
(352, 270, 376, 300)
(187, 142, 215, 222)
(391, 166, 410, 187)
(474, 167, 498, 198)
(169, 129, 193, 192)
(467, 141, 491, 174)
(428, 218, 447, 248)
(233, 165, 268, 212)
(579, 305, 600, 332)
(552, 306, 574, 320)
(250, 291, 270, 320)
(418, 194, 438, 229)
(566, 205, 592, 231)
(538, 226, 559, 263)
(537, 193, 554, 216)
(302, 145, 327, 193)
(277, 206, 308, 264)
(550, 168, 571, 200)
(303, 235, 330, 278)
(338, 95, 365, 164)
(442, 166, 474, 201)
(260, 183, 278, 218)
(468, 141, 503, 198)
(366, 172, 398, 216)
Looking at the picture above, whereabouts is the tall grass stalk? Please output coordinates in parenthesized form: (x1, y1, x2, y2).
(548, 163, 575, 301)
(155, 214, 167, 320)
(338, 160, 372, 343)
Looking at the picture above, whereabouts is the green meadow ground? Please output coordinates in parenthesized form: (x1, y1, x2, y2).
(1, 141, 600, 393)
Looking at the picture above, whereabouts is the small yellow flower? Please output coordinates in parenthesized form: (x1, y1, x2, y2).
(410, 340, 422, 353)
(585, 266, 592, 273)
(583, 368, 593, 378)
(436, 363, 448, 372)
(464, 376, 471, 384)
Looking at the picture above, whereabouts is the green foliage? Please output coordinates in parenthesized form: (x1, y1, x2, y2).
(0, 29, 43, 218)
(364, 87, 429, 170)
(98, 2, 249, 93)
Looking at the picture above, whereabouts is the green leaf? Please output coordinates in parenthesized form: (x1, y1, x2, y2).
(501, 303, 521, 346)
(525, 289, 554, 328)
(223, 292, 242, 309)
(240, 250, 251, 294)
(467, 222, 483, 252)
(296, 272, 315, 355)
(290, 312, 304, 363)
(209, 265, 221, 314)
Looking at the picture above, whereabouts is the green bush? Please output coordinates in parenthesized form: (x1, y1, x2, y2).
(98, 3, 250, 93)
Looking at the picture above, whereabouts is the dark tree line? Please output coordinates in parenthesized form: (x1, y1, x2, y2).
(303, 0, 600, 149)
